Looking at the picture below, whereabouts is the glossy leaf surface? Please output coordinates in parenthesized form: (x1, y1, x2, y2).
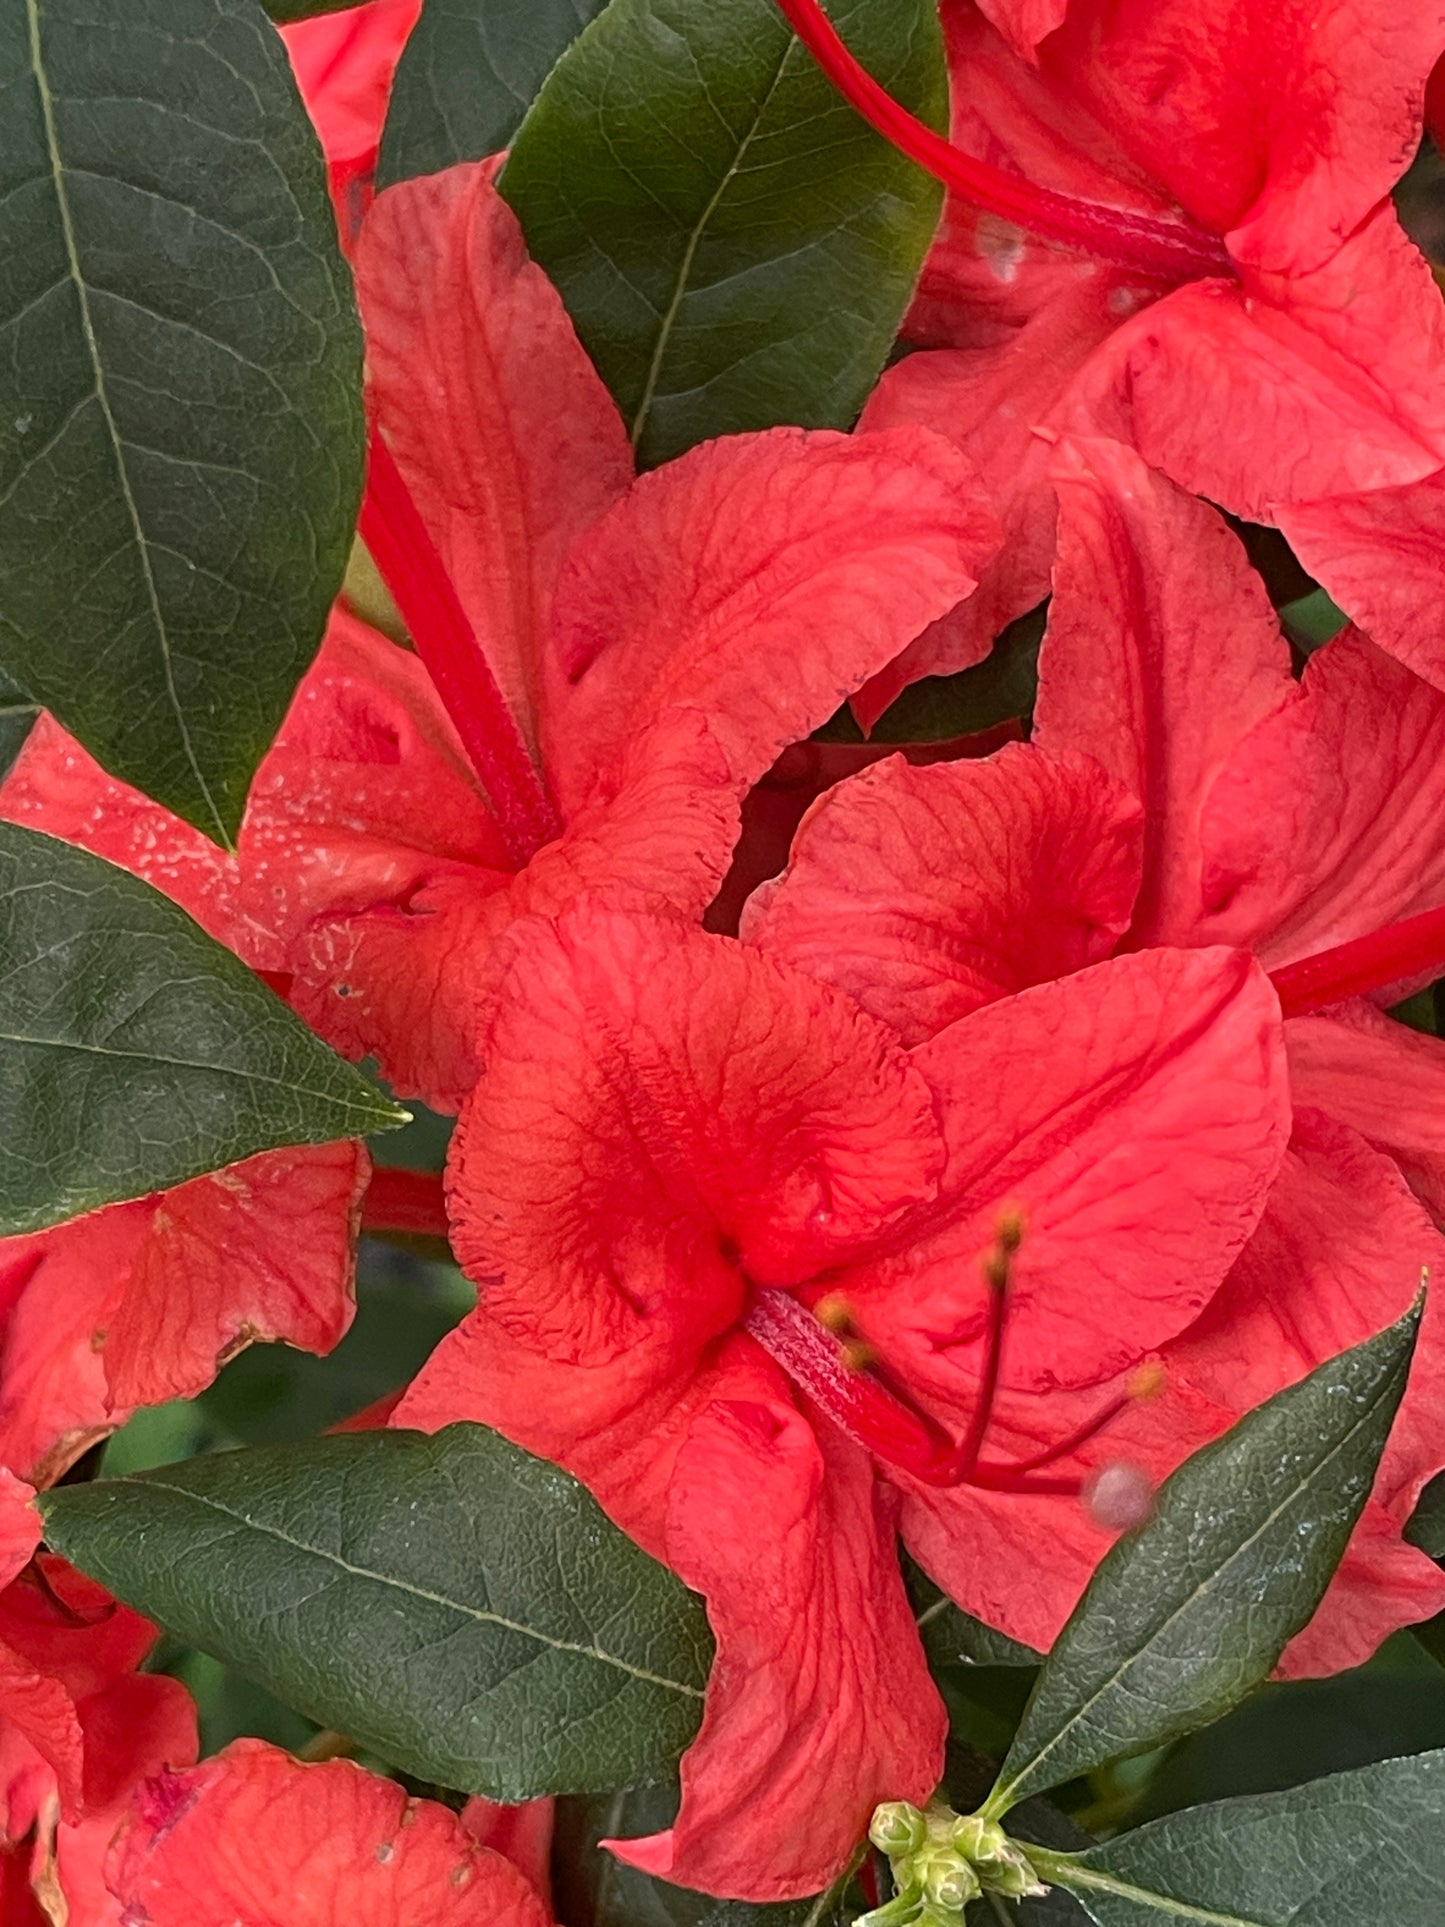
(0, 822, 400, 1234)
(0, 0, 363, 843)
(41, 1423, 714, 1800)
(989, 1304, 1421, 1813)
(500, 0, 945, 466)
(378, 0, 607, 188)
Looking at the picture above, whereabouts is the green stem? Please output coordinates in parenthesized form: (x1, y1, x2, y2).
(1026, 1848, 1271, 1927)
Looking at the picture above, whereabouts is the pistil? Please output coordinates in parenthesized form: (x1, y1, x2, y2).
(1269, 904, 1445, 1017)
(359, 433, 561, 868)
(772, 0, 1233, 284)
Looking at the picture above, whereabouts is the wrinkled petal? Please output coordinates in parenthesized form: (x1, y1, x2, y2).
(101, 1144, 366, 1410)
(544, 427, 1001, 813)
(1196, 630, 1445, 965)
(358, 164, 633, 751)
(1032, 0, 1445, 264)
(846, 946, 1290, 1393)
(1035, 438, 1294, 944)
(743, 745, 1143, 1043)
(1286, 1001, 1445, 1222)
(446, 903, 945, 1365)
(1279, 468, 1445, 692)
(857, 281, 1125, 718)
(1064, 218, 1445, 519)
(0, 717, 250, 960)
(609, 1403, 941, 1902)
(399, 1327, 939, 1907)
(106, 1741, 552, 1926)
(1167, 1106, 1445, 1517)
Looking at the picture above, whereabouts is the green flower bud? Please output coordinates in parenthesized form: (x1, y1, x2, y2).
(922, 1856, 982, 1910)
(950, 1814, 1008, 1862)
(870, 1801, 928, 1858)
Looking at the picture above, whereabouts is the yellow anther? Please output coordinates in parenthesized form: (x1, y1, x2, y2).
(814, 1291, 855, 1334)
(1128, 1359, 1167, 1402)
(840, 1337, 877, 1373)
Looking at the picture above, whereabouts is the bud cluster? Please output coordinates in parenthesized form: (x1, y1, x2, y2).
(858, 1801, 1047, 1924)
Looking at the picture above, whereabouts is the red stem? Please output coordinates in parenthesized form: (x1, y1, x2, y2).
(359, 433, 561, 868)
(772, 0, 1232, 284)
(1270, 903, 1445, 1018)
(362, 1167, 451, 1241)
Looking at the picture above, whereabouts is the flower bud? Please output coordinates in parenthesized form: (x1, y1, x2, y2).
(869, 1800, 928, 1858)
(950, 1814, 1007, 1861)
(922, 1856, 982, 1909)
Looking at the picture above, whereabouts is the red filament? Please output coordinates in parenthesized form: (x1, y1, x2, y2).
(1270, 904, 1445, 1017)
(772, 0, 1233, 284)
(359, 433, 561, 868)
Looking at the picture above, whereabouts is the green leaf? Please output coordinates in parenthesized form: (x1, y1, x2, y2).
(500, 0, 945, 468)
(40, 1423, 714, 1800)
(0, 822, 402, 1234)
(377, 0, 609, 190)
(0, 0, 363, 845)
(985, 1302, 1421, 1816)
(554, 1785, 854, 1925)
(262, 0, 355, 18)
(1406, 1469, 1445, 1560)
(1033, 1750, 1445, 1925)
(0, 664, 38, 778)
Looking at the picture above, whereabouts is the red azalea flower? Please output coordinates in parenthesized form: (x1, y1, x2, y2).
(779, 0, 1445, 712)
(106, 1741, 553, 1926)
(1, 164, 997, 1114)
(395, 897, 1287, 1900)
(0, 1473, 196, 1923)
(0, 1144, 368, 1488)
(749, 434, 1445, 1670)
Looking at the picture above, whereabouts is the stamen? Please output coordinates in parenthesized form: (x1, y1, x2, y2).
(947, 1209, 1022, 1482)
(988, 1363, 1162, 1477)
(771, 0, 1234, 284)
(361, 1167, 450, 1242)
(1270, 904, 1445, 1017)
(359, 433, 561, 868)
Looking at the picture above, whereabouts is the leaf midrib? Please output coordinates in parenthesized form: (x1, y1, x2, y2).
(104, 1476, 707, 1698)
(625, 31, 794, 450)
(994, 1375, 1397, 1811)
(23, 0, 227, 846)
(1040, 1857, 1275, 1927)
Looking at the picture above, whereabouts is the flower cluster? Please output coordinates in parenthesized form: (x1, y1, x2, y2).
(4, 0, 1445, 1918)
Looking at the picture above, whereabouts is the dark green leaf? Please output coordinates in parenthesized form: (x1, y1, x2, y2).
(378, 0, 608, 190)
(500, 0, 945, 467)
(0, 663, 37, 778)
(554, 1784, 854, 1925)
(41, 1424, 714, 1800)
(0, 0, 363, 844)
(1406, 1469, 1445, 1559)
(263, 0, 355, 18)
(986, 1302, 1421, 1815)
(0, 822, 402, 1234)
(1034, 1750, 1445, 1926)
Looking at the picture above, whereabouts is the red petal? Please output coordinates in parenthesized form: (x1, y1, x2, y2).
(609, 1404, 942, 1902)
(1065, 216, 1445, 519)
(974, 0, 1070, 62)
(855, 280, 1124, 720)
(1286, 1002, 1445, 1225)
(445, 904, 944, 1368)
(743, 744, 1142, 1043)
(357, 163, 633, 756)
(1280, 469, 1445, 691)
(102, 1145, 366, 1409)
(1035, 438, 1294, 944)
(850, 946, 1290, 1394)
(1032, 0, 1445, 259)
(543, 427, 1001, 813)
(106, 1740, 552, 1925)
(0, 717, 252, 959)
(282, 0, 421, 172)
(1196, 630, 1445, 966)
